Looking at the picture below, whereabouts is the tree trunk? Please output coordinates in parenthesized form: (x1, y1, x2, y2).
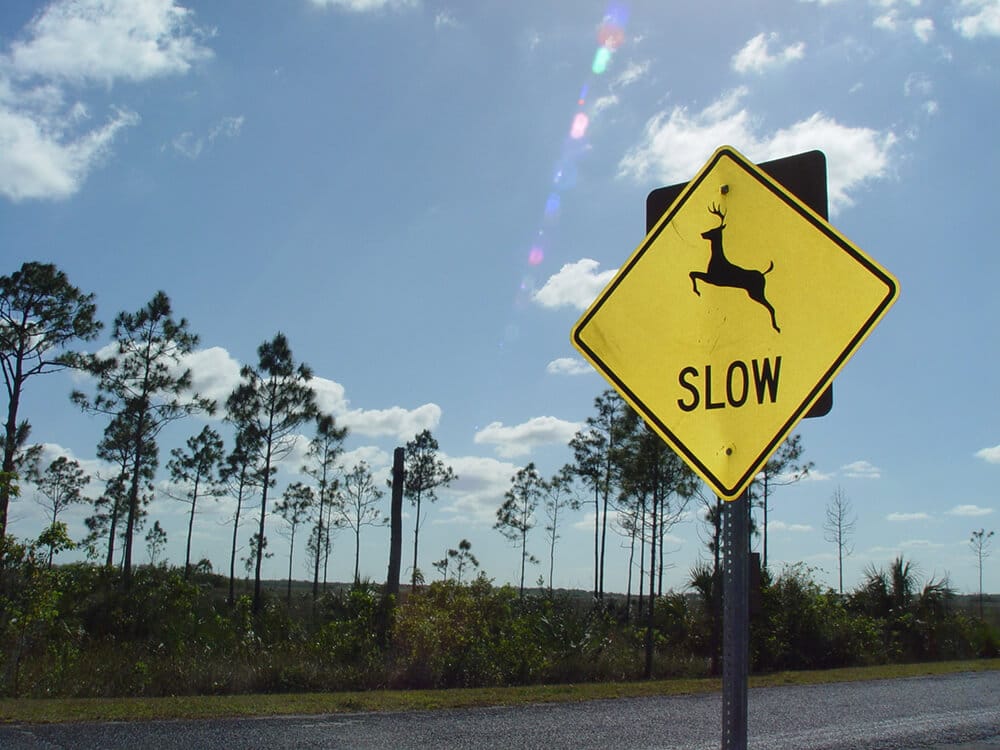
(519, 525, 527, 598)
(228, 477, 244, 606)
(599, 487, 609, 601)
(548, 506, 557, 596)
(386, 447, 404, 598)
(411, 493, 422, 589)
(0, 375, 23, 543)
(644, 488, 658, 679)
(184, 475, 199, 580)
(354, 526, 361, 585)
(625, 514, 635, 623)
(593, 487, 599, 599)
(105, 473, 124, 569)
(287, 525, 295, 604)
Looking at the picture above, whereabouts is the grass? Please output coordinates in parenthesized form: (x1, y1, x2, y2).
(2, 659, 998, 724)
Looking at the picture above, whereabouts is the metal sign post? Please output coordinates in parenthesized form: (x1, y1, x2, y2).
(722, 489, 750, 750)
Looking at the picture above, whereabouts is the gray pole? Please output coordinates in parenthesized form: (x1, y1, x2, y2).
(722, 489, 749, 750)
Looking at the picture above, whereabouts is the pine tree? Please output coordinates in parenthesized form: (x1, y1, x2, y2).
(337, 461, 383, 584)
(495, 462, 543, 597)
(275, 482, 313, 604)
(226, 333, 317, 615)
(73, 292, 212, 581)
(1, 262, 101, 542)
(403, 429, 456, 589)
(167, 425, 224, 579)
(302, 414, 347, 599)
(27, 455, 90, 566)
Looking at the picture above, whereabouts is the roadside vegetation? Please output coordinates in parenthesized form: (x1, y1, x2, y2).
(1, 544, 997, 698)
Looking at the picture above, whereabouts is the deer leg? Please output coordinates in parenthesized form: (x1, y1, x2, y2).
(748, 285, 781, 333)
(689, 271, 703, 296)
(764, 300, 780, 333)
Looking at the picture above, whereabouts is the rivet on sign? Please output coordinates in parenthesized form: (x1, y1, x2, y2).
(721, 185, 730, 195)
(725, 447, 733, 456)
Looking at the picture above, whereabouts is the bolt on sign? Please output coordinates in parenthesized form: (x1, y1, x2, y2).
(571, 145, 899, 500)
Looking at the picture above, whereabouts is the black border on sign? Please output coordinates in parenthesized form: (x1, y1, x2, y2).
(572, 147, 898, 498)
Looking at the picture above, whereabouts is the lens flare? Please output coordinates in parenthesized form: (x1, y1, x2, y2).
(592, 46, 612, 74)
(503, 4, 629, 349)
(597, 23, 625, 50)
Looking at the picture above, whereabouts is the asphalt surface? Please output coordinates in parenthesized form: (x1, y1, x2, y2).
(1, 671, 998, 749)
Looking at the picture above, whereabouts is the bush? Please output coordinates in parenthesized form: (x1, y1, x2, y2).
(391, 577, 546, 688)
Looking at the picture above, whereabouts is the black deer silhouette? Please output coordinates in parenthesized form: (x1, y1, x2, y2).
(690, 204, 780, 333)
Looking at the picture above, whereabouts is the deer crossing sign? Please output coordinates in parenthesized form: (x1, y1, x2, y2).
(571, 146, 898, 500)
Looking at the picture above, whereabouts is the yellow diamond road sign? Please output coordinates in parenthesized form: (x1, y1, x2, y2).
(572, 146, 899, 500)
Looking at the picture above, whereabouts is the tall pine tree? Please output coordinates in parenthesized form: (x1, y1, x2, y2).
(1, 262, 101, 543)
(73, 292, 212, 581)
(226, 333, 317, 615)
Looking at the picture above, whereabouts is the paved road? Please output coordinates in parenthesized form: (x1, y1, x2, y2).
(2, 671, 998, 749)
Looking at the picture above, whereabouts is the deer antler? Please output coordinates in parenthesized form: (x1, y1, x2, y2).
(708, 203, 727, 225)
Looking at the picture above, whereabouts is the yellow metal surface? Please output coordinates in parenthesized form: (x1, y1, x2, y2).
(572, 146, 898, 499)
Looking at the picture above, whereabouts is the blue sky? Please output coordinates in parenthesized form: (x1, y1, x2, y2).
(2, 0, 999, 597)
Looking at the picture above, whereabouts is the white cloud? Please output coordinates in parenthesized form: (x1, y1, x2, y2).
(533, 259, 616, 311)
(8, 0, 213, 84)
(613, 60, 650, 88)
(310, 376, 351, 415)
(210, 115, 244, 140)
(178, 346, 241, 407)
(342, 403, 441, 441)
(886, 511, 932, 521)
(954, 0, 1000, 38)
(437, 454, 519, 525)
(731, 32, 805, 74)
(874, 12, 899, 31)
(617, 88, 896, 215)
(23, 442, 109, 499)
(947, 504, 995, 517)
(434, 11, 457, 29)
(312, 376, 441, 441)
(0, 0, 212, 201)
(592, 95, 619, 115)
(339, 445, 391, 471)
(170, 114, 245, 159)
(309, 0, 417, 11)
(841, 460, 882, 479)
(169, 350, 437, 441)
(975, 444, 1000, 463)
(800, 469, 836, 482)
(912, 18, 935, 42)
(473, 416, 582, 458)
(572, 510, 597, 532)
(904, 73, 933, 97)
(769, 520, 813, 533)
(170, 131, 202, 160)
(0, 105, 139, 201)
(546, 357, 593, 376)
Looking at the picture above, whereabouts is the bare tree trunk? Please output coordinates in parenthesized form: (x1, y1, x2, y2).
(228, 484, 243, 606)
(644, 488, 658, 679)
(411, 494, 422, 588)
(386, 447, 404, 598)
(593, 488, 599, 599)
